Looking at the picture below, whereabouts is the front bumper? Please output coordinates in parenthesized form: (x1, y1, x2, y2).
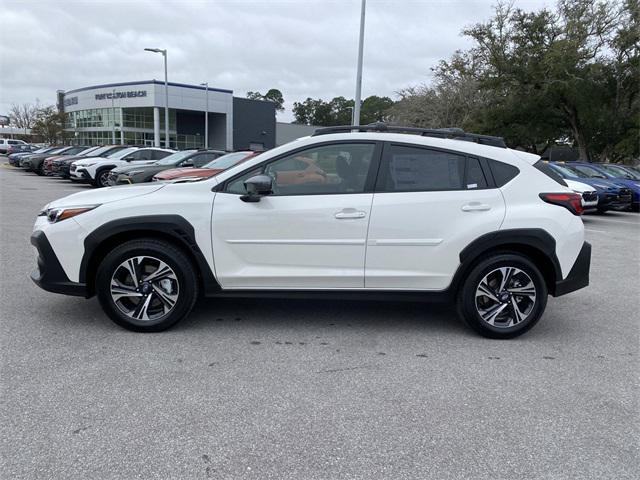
(553, 241, 591, 296)
(30, 230, 87, 296)
(107, 172, 136, 186)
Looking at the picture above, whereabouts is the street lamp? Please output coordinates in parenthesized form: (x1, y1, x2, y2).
(111, 88, 116, 144)
(144, 47, 170, 148)
(353, 0, 366, 126)
(200, 82, 209, 149)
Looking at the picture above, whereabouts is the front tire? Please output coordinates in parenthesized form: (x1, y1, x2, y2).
(96, 239, 199, 332)
(457, 253, 548, 339)
(93, 168, 111, 187)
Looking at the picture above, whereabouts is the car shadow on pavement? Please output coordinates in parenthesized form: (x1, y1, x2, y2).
(177, 297, 471, 337)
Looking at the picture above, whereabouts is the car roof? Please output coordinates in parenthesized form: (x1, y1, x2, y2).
(294, 132, 537, 165)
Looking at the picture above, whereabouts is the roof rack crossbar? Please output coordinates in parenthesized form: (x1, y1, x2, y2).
(311, 123, 507, 148)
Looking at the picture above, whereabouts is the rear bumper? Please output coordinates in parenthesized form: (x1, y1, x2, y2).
(30, 230, 87, 297)
(553, 241, 591, 297)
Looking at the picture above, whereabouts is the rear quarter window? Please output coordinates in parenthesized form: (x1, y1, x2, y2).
(488, 159, 520, 187)
(533, 160, 568, 187)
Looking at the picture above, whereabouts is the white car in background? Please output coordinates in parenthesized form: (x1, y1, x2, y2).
(565, 179, 598, 212)
(71, 147, 174, 187)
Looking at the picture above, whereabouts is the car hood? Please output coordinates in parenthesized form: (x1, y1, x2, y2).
(565, 179, 595, 193)
(156, 167, 221, 179)
(45, 182, 167, 209)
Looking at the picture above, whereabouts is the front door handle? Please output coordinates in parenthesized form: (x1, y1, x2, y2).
(461, 203, 491, 212)
(335, 209, 366, 219)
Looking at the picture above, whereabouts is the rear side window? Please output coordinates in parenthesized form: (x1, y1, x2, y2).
(465, 157, 488, 189)
(378, 144, 465, 192)
(533, 160, 567, 187)
(488, 160, 520, 187)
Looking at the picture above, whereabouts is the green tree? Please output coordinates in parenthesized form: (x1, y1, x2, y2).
(247, 88, 285, 112)
(31, 106, 67, 144)
(293, 95, 394, 126)
(389, 0, 638, 161)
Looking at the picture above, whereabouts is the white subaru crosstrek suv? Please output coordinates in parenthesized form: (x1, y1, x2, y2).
(31, 124, 591, 338)
(71, 147, 175, 187)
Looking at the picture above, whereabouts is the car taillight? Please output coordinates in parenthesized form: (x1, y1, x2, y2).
(539, 192, 584, 216)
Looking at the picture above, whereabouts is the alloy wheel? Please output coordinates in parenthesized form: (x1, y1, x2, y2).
(110, 256, 180, 321)
(475, 267, 536, 328)
(99, 171, 110, 187)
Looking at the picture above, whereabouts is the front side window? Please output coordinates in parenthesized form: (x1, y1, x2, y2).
(378, 145, 465, 192)
(225, 143, 376, 196)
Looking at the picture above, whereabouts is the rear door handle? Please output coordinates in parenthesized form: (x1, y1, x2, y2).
(335, 209, 366, 219)
(461, 203, 491, 212)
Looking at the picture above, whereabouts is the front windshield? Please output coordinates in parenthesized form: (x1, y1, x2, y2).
(106, 147, 137, 159)
(85, 145, 112, 157)
(46, 147, 66, 155)
(572, 165, 607, 179)
(599, 164, 639, 180)
(78, 146, 101, 156)
(154, 150, 197, 166)
(203, 152, 253, 169)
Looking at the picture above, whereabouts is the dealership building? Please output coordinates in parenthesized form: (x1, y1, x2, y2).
(58, 80, 276, 151)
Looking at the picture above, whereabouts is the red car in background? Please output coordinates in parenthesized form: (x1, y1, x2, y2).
(153, 151, 258, 181)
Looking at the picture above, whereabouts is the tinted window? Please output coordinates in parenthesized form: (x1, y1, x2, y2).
(534, 160, 567, 186)
(378, 145, 465, 192)
(571, 165, 607, 179)
(466, 157, 487, 189)
(488, 160, 520, 187)
(225, 143, 375, 196)
(152, 150, 172, 160)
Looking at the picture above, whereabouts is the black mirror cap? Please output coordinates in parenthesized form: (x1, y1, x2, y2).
(241, 174, 273, 202)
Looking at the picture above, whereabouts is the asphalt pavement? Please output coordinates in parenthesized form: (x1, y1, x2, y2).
(1, 160, 638, 480)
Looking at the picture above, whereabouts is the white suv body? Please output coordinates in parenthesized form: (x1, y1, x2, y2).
(71, 147, 174, 187)
(31, 127, 591, 338)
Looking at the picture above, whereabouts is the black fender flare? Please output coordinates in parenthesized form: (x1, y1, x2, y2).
(450, 228, 562, 296)
(80, 215, 220, 296)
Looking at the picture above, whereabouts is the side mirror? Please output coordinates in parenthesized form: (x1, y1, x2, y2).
(241, 174, 272, 202)
(123, 156, 133, 162)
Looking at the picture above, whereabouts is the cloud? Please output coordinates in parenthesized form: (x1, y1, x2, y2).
(0, 0, 551, 121)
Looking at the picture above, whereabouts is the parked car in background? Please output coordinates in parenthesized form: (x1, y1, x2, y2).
(569, 162, 639, 211)
(43, 146, 103, 175)
(547, 162, 632, 213)
(0, 138, 28, 154)
(32, 125, 591, 338)
(6, 144, 36, 156)
(25, 145, 94, 175)
(8, 146, 57, 166)
(564, 179, 598, 212)
(71, 147, 174, 187)
(53, 145, 130, 178)
(152, 151, 256, 182)
(19, 147, 66, 167)
(107, 149, 224, 186)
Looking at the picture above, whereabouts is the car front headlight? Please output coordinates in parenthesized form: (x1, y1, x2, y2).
(126, 170, 144, 176)
(38, 205, 100, 223)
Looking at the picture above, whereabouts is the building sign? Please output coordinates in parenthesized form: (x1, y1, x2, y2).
(95, 91, 147, 100)
(64, 96, 78, 107)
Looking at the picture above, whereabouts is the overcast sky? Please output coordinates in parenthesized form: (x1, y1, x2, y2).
(1, 0, 550, 122)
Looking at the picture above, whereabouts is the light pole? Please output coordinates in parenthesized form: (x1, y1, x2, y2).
(353, 0, 366, 126)
(200, 82, 209, 149)
(144, 47, 170, 148)
(111, 88, 116, 144)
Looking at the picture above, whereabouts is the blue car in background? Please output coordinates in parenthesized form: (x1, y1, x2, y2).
(547, 162, 633, 213)
(569, 162, 640, 212)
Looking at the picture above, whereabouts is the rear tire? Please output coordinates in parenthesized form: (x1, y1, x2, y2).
(96, 239, 199, 332)
(456, 253, 548, 339)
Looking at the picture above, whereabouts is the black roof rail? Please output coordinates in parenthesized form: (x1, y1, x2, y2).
(311, 122, 507, 148)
